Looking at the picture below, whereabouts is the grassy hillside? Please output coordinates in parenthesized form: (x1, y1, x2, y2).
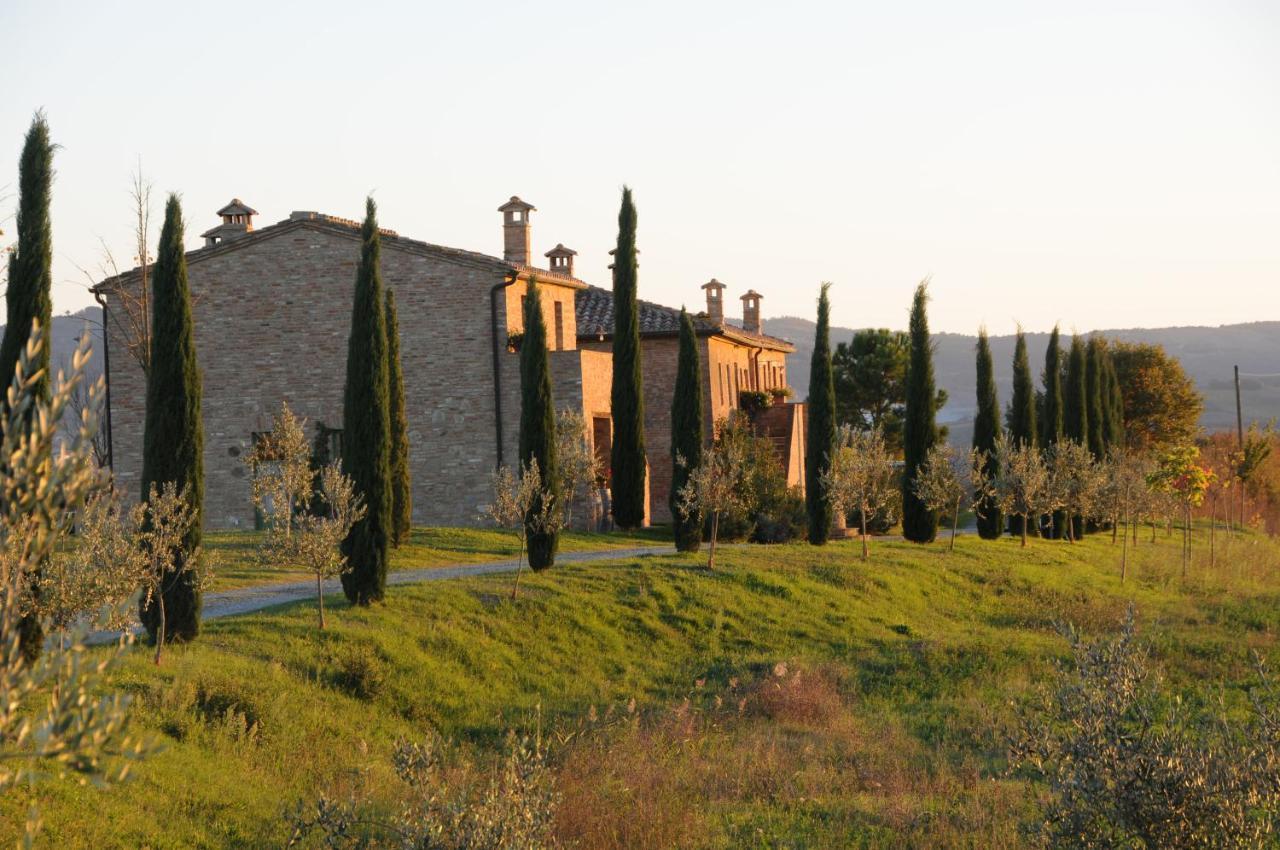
(7, 528, 1280, 848)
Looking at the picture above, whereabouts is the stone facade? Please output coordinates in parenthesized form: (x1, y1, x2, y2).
(97, 204, 587, 529)
(95, 198, 798, 532)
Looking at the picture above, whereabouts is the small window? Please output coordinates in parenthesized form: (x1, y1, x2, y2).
(554, 302, 564, 350)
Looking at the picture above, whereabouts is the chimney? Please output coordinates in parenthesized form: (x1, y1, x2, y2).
(545, 243, 577, 278)
(201, 198, 258, 247)
(740, 289, 762, 334)
(700, 278, 726, 325)
(498, 196, 536, 264)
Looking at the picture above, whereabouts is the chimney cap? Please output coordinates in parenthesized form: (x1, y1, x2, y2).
(740, 289, 763, 301)
(216, 198, 258, 217)
(701, 278, 726, 292)
(545, 243, 577, 258)
(498, 196, 536, 213)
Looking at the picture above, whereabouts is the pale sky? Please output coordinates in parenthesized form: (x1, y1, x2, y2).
(2, 0, 1277, 335)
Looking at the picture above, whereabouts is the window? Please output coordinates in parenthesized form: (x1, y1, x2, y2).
(554, 301, 564, 350)
(718, 363, 725, 405)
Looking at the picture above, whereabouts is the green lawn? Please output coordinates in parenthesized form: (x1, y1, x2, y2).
(206, 524, 673, 591)
(7, 525, 1280, 848)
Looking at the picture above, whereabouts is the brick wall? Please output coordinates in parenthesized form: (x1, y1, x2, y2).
(103, 220, 582, 530)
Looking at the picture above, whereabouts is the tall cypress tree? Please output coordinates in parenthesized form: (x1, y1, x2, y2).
(1040, 325, 1065, 537)
(901, 282, 939, 543)
(1064, 334, 1088, 446)
(1006, 329, 1037, 537)
(139, 194, 204, 643)
(1063, 333, 1089, 538)
(805, 282, 836, 545)
(341, 197, 392, 605)
(519, 278, 559, 569)
(384, 288, 411, 547)
(1085, 336, 1106, 459)
(973, 328, 1003, 539)
(1104, 348, 1125, 449)
(669, 308, 704, 553)
(609, 187, 647, 529)
(1, 114, 55, 660)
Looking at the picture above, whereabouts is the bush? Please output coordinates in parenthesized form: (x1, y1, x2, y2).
(700, 414, 804, 543)
(737, 390, 772, 417)
(751, 488, 806, 544)
(1011, 607, 1280, 849)
(329, 644, 387, 701)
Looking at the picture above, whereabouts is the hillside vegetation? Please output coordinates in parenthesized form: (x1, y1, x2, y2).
(6, 528, 1280, 848)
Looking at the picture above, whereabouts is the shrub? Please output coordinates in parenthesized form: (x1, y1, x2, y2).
(737, 389, 772, 417)
(329, 644, 387, 701)
(1010, 607, 1280, 849)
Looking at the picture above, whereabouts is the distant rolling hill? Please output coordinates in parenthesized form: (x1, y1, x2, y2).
(0, 306, 104, 382)
(764, 317, 1280, 447)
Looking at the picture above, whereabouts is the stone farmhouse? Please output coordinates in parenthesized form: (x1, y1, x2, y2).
(93, 197, 803, 529)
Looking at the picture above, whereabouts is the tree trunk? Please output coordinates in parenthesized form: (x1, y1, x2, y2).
(708, 511, 720, 570)
(1121, 512, 1129, 583)
(1209, 498, 1216, 569)
(950, 503, 959, 552)
(859, 500, 869, 560)
(1021, 514, 1029, 548)
(510, 537, 526, 600)
(154, 596, 166, 666)
(316, 572, 326, 630)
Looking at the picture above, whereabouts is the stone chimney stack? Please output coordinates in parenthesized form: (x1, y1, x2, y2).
(740, 289, 763, 334)
(201, 198, 257, 247)
(701, 278, 726, 325)
(545, 243, 577, 277)
(498, 196, 536, 265)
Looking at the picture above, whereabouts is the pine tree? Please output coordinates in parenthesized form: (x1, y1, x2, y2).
(1006, 329, 1037, 538)
(973, 328, 1003, 539)
(340, 197, 392, 605)
(139, 194, 204, 643)
(1040, 325, 1065, 538)
(1, 114, 55, 660)
(901, 282, 939, 543)
(1085, 336, 1106, 459)
(1063, 333, 1089, 538)
(669, 308, 704, 553)
(384, 288, 412, 547)
(805, 283, 837, 545)
(519, 278, 560, 569)
(609, 187, 647, 529)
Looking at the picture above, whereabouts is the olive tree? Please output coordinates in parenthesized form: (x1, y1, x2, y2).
(245, 401, 313, 546)
(484, 459, 562, 599)
(1102, 449, 1153, 582)
(913, 443, 985, 552)
(1047, 440, 1105, 544)
(0, 324, 149, 843)
(136, 482, 202, 665)
(823, 425, 898, 560)
(993, 434, 1050, 548)
(553, 408, 600, 529)
(675, 419, 753, 570)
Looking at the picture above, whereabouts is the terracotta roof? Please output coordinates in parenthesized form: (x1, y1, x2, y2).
(497, 196, 536, 213)
(216, 198, 258, 216)
(574, 285, 793, 352)
(93, 211, 585, 294)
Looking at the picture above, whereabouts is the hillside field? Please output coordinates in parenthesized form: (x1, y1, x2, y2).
(6, 526, 1280, 848)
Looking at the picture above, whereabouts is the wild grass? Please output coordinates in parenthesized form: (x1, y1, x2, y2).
(5, 526, 1279, 848)
(205, 524, 671, 591)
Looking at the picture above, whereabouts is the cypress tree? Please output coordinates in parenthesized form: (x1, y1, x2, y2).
(1006, 329, 1037, 537)
(609, 187, 647, 529)
(1085, 337, 1106, 459)
(1063, 333, 1089, 538)
(1, 114, 55, 660)
(901, 282, 939, 543)
(805, 282, 836, 545)
(384, 288, 411, 547)
(139, 194, 204, 643)
(1040, 325, 1065, 537)
(973, 328, 1003, 539)
(519, 278, 559, 569)
(1103, 347, 1126, 449)
(340, 197, 392, 605)
(669, 308, 704, 553)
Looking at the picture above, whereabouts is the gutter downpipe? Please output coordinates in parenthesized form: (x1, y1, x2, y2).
(91, 289, 115, 477)
(490, 269, 519, 469)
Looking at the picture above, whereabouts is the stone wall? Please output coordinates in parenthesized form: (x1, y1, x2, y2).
(102, 220, 583, 530)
